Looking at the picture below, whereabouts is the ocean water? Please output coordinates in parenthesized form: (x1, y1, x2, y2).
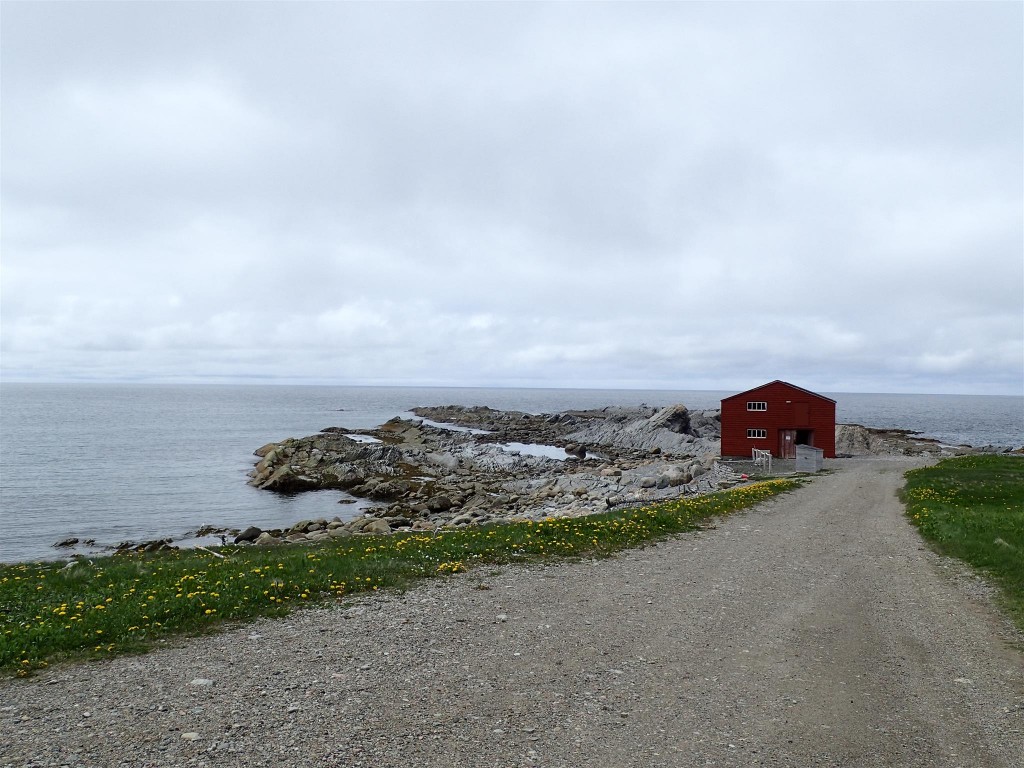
(1, 383, 1021, 564)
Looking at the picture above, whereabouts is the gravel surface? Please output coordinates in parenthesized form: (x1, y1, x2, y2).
(3, 456, 1022, 767)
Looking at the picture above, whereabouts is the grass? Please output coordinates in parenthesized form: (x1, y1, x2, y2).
(0, 479, 798, 676)
(903, 454, 1024, 629)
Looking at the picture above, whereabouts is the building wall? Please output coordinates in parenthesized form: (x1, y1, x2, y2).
(720, 381, 836, 458)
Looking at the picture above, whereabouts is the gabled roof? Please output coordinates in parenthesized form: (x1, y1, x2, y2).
(721, 380, 836, 404)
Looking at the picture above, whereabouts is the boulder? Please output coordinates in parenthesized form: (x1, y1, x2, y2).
(258, 465, 321, 492)
(660, 467, 692, 487)
(563, 444, 587, 459)
(649, 404, 691, 435)
(234, 526, 263, 544)
(361, 519, 393, 535)
(427, 495, 455, 512)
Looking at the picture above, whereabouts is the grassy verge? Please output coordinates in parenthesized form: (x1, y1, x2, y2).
(903, 455, 1024, 629)
(1, 479, 797, 675)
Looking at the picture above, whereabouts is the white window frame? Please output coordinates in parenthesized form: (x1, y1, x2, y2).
(747, 401, 767, 411)
(747, 428, 767, 439)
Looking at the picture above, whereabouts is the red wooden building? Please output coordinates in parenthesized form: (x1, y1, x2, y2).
(720, 381, 836, 459)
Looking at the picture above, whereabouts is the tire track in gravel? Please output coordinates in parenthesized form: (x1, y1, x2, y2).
(2, 456, 1022, 767)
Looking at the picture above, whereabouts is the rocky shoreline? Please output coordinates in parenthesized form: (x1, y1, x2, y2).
(49, 404, 1018, 555)
(236, 404, 732, 547)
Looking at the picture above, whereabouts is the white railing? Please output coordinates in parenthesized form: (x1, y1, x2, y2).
(752, 448, 772, 475)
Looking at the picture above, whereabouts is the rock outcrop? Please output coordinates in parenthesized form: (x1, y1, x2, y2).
(242, 404, 738, 543)
(562, 404, 721, 457)
(834, 424, 979, 457)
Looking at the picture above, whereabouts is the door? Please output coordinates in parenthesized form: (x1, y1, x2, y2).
(779, 430, 796, 459)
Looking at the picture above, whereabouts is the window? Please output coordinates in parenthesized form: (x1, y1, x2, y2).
(747, 429, 767, 438)
(747, 401, 767, 411)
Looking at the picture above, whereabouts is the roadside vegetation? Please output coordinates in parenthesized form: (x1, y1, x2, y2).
(903, 455, 1024, 629)
(1, 479, 798, 676)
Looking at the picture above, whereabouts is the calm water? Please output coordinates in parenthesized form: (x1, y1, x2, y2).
(1, 384, 1021, 563)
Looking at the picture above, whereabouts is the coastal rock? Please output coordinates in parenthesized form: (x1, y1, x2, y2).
(361, 519, 393, 535)
(562, 405, 720, 457)
(235, 526, 263, 544)
(648, 404, 691, 434)
(244, 403, 743, 539)
(834, 424, 972, 457)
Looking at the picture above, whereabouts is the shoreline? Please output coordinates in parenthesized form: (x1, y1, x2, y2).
(17, 403, 1021, 567)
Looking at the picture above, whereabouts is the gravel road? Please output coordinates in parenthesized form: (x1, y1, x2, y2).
(3, 456, 1022, 767)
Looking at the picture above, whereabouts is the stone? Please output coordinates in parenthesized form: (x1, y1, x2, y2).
(362, 519, 392, 535)
(234, 526, 262, 544)
(639, 477, 657, 489)
(259, 465, 321, 492)
(189, 678, 214, 687)
(427, 495, 455, 512)
(660, 467, 692, 487)
(648, 404, 691, 435)
(254, 532, 282, 546)
(53, 537, 79, 548)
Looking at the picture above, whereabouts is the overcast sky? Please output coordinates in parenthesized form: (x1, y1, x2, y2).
(2, 1, 1021, 395)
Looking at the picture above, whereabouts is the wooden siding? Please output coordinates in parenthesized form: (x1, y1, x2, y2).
(720, 380, 836, 458)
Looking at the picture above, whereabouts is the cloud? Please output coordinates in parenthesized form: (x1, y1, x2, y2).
(1, 1, 1021, 395)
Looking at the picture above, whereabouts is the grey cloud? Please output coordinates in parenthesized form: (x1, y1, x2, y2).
(1, 1, 1021, 394)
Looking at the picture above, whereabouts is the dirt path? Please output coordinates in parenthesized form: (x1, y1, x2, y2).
(3, 457, 1022, 767)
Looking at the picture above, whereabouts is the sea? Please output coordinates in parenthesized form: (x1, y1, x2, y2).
(1, 383, 1021, 564)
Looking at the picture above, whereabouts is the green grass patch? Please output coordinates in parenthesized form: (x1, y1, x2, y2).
(903, 455, 1024, 629)
(1, 479, 798, 675)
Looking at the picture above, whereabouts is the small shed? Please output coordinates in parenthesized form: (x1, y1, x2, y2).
(720, 380, 836, 459)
